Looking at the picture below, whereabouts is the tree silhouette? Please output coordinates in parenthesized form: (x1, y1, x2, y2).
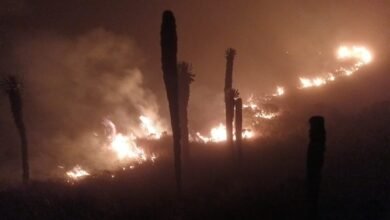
(178, 62, 195, 162)
(224, 48, 236, 148)
(160, 10, 182, 194)
(306, 116, 326, 220)
(3, 75, 29, 185)
(234, 98, 243, 163)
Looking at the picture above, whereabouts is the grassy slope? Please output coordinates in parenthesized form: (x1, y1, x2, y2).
(0, 65, 389, 219)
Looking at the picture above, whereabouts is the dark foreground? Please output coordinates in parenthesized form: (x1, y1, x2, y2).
(0, 133, 389, 220)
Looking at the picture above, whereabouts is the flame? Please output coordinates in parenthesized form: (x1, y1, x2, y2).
(243, 102, 258, 110)
(196, 123, 255, 143)
(110, 133, 147, 161)
(273, 86, 285, 96)
(66, 165, 90, 180)
(242, 129, 254, 139)
(243, 96, 258, 110)
(105, 119, 152, 162)
(327, 73, 336, 81)
(243, 96, 280, 120)
(299, 77, 327, 88)
(64, 118, 160, 182)
(255, 111, 278, 119)
(139, 115, 163, 139)
(337, 46, 372, 64)
(196, 123, 227, 143)
(195, 132, 210, 143)
(63, 44, 373, 181)
(299, 45, 372, 89)
(210, 123, 228, 142)
(201, 45, 372, 144)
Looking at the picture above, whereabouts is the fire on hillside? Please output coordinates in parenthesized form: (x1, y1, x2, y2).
(65, 45, 372, 182)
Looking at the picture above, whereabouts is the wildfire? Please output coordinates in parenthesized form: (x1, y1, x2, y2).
(196, 123, 255, 143)
(210, 123, 228, 142)
(273, 86, 285, 96)
(299, 77, 327, 88)
(196, 123, 226, 143)
(64, 118, 160, 182)
(243, 96, 280, 120)
(243, 98, 258, 110)
(110, 133, 147, 161)
(200, 45, 372, 145)
(66, 165, 90, 180)
(139, 115, 163, 139)
(243, 95, 259, 110)
(105, 119, 154, 162)
(327, 73, 336, 81)
(299, 45, 372, 89)
(242, 129, 254, 139)
(337, 46, 372, 64)
(255, 111, 279, 120)
(62, 44, 373, 182)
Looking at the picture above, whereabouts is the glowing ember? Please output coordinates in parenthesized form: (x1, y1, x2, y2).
(151, 153, 157, 162)
(299, 77, 327, 88)
(243, 95, 259, 110)
(255, 111, 278, 120)
(66, 165, 90, 180)
(243, 103, 258, 110)
(327, 73, 336, 81)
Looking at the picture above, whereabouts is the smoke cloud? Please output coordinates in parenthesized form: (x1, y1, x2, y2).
(0, 28, 166, 181)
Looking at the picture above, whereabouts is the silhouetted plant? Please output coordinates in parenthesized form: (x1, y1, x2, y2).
(2, 75, 29, 185)
(178, 61, 195, 162)
(224, 48, 236, 148)
(160, 10, 182, 194)
(235, 97, 243, 163)
(306, 116, 326, 220)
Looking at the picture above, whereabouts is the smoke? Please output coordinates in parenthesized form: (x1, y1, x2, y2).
(0, 28, 166, 181)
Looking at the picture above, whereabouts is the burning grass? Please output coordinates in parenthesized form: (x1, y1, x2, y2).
(1, 122, 388, 219)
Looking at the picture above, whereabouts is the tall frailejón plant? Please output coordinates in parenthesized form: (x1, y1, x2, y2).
(178, 62, 195, 162)
(4, 75, 29, 185)
(224, 48, 236, 148)
(160, 10, 182, 193)
(306, 116, 326, 220)
(234, 98, 243, 163)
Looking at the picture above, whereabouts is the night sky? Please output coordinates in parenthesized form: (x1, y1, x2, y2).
(2, 1, 389, 91)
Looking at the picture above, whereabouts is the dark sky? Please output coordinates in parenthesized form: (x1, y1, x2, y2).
(0, 0, 389, 180)
(2, 0, 389, 90)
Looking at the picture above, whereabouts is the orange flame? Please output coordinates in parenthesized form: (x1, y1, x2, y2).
(196, 123, 255, 143)
(104, 119, 154, 162)
(273, 86, 285, 97)
(299, 45, 372, 89)
(139, 115, 163, 139)
(66, 165, 90, 180)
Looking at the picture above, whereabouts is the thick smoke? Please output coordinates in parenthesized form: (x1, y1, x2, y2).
(0, 28, 166, 181)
